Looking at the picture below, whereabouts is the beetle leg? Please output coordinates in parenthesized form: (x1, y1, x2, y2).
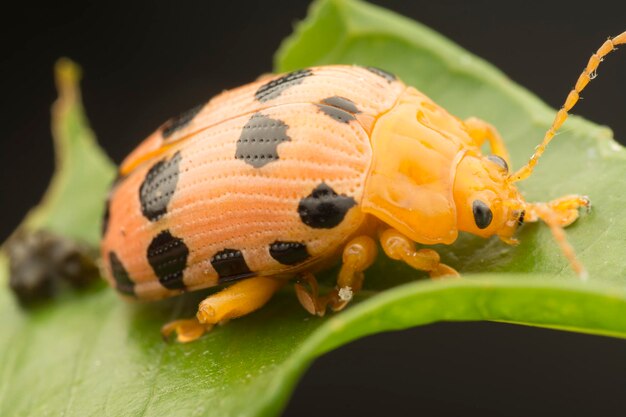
(161, 319, 213, 343)
(464, 117, 511, 167)
(523, 195, 590, 279)
(294, 236, 377, 316)
(294, 273, 326, 316)
(524, 195, 590, 227)
(162, 276, 286, 343)
(334, 236, 378, 310)
(380, 229, 459, 278)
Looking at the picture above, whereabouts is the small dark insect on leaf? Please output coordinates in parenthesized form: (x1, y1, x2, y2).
(5, 229, 100, 305)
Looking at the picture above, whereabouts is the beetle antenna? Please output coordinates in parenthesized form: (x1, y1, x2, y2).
(510, 31, 626, 183)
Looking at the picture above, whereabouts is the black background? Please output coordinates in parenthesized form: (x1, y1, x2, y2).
(2, 1, 626, 416)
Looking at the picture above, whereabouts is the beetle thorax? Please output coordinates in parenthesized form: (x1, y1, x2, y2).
(361, 86, 525, 245)
(362, 87, 468, 245)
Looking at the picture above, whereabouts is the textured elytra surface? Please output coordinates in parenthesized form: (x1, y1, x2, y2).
(235, 113, 292, 168)
(269, 240, 311, 266)
(365, 66, 397, 82)
(139, 151, 182, 222)
(211, 248, 254, 283)
(255, 69, 314, 102)
(161, 104, 204, 139)
(120, 65, 404, 175)
(146, 229, 189, 290)
(108, 251, 134, 295)
(297, 182, 357, 229)
(3, 1, 626, 417)
(101, 196, 111, 236)
(103, 65, 406, 300)
(102, 99, 378, 299)
(316, 103, 357, 123)
(321, 95, 361, 114)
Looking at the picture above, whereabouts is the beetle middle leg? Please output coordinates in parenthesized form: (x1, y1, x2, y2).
(464, 117, 511, 166)
(162, 276, 286, 343)
(295, 236, 377, 316)
(380, 229, 459, 278)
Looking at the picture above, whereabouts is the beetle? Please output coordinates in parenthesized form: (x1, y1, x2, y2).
(100, 32, 625, 342)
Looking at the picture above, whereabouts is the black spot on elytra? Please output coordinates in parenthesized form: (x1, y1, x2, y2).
(102, 175, 125, 236)
(365, 66, 396, 83)
(255, 69, 313, 102)
(109, 252, 135, 296)
(139, 151, 182, 221)
(235, 113, 291, 168)
(269, 241, 310, 266)
(147, 230, 189, 290)
(211, 249, 254, 283)
(298, 183, 357, 229)
(321, 96, 361, 114)
(316, 104, 356, 124)
(161, 104, 203, 139)
(102, 197, 111, 237)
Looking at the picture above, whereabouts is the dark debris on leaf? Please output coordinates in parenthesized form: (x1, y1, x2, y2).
(4, 229, 100, 306)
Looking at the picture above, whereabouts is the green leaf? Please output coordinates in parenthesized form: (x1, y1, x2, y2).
(22, 59, 116, 246)
(1, 1, 626, 417)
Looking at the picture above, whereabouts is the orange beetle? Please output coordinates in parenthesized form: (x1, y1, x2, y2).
(101, 32, 625, 342)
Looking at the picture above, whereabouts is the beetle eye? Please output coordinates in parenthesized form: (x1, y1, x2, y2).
(472, 200, 493, 229)
(517, 209, 526, 226)
(486, 154, 508, 172)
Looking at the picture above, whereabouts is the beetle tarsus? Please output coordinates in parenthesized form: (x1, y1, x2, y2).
(524, 195, 590, 279)
(161, 318, 213, 343)
(464, 117, 511, 167)
(294, 273, 343, 316)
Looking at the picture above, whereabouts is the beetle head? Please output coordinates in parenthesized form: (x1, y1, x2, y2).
(452, 152, 526, 243)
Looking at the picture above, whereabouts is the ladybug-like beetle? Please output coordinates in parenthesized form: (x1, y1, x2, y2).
(101, 32, 625, 342)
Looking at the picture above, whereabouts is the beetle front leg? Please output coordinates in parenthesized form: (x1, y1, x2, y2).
(524, 195, 590, 227)
(295, 236, 377, 316)
(522, 195, 591, 279)
(162, 276, 286, 343)
(464, 117, 511, 166)
(380, 229, 459, 278)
